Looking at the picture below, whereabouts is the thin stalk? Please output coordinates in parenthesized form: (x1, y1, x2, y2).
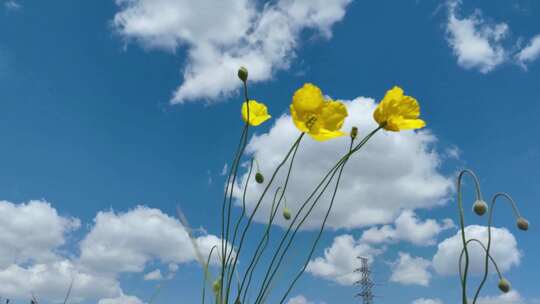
(459, 239, 503, 285)
(203, 246, 218, 304)
(472, 193, 521, 304)
(278, 139, 354, 304)
(221, 79, 251, 303)
(225, 134, 304, 303)
(236, 138, 303, 298)
(456, 169, 483, 304)
(255, 128, 381, 304)
(241, 187, 283, 303)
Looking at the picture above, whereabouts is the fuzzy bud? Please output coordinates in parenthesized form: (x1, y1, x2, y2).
(238, 67, 248, 82)
(283, 207, 292, 220)
(255, 172, 264, 184)
(498, 278, 511, 293)
(473, 200, 488, 216)
(350, 126, 358, 140)
(517, 217, 529, 231)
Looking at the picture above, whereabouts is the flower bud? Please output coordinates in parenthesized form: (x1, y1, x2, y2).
(350, 126, 358, 140)
(517, 217, 529, 231)
(283, 207, 292, 220)
(238, 67, 248, 82)
(498, 278, 511, 293)
(473, 200, 488, 216)
(212, 279, 221, 295)
(255, 172, 264, 184)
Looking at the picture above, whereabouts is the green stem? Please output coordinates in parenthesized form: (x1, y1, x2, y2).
(456, 169, 483, 304)
(459, 239, 503, 286)
(255, 127, 381, 304)
(472, 193, 521, 304)
(226, 134, 304, 303)
(278, 139, 354, 304)
(203, 246, 218, 304)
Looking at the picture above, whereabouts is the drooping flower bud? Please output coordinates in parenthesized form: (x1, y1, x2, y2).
(498, 278, 511, 293)
(238, 67, 248, 82)
(255, 172, 264, 184)
(350, 126, 358, 140)
(283, 207, 292, 220)
(517, 217, 529, 231)
(212, 279, 221, 295)
(473, 200, 488, 216)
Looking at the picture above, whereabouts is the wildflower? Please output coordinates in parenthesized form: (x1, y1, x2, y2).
(373, 86, 426, 132)
(242, 100, 271, 126)
(290, 83, 348, 141)
(473, 200, 488, 216)
(517, 217, 529, 231)
(350, 126, 358, 140)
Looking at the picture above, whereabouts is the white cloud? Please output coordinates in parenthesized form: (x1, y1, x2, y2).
(360, 210, 454, 246)
(112, 0, 352, 104)
(79, 206, 225, 274)
(476, 290, 524, 304)
(516, 35, 540, 67)
(433, 225, 521, 275)
(0, 200, 80, 268)
(98, 294, 145, 304)
(143, 269, 163, 281)
(306, 234, 382, 285)
(0, 201, 226, 303)
(286, 295, 314, 304)
(4, 0, 21, 10)
(446, 0, 509, 73)
(390, 252, 432, 286)
(412, 298, 443, 304)
(0, 260, 121, 302)
(234, 97, 452, 230)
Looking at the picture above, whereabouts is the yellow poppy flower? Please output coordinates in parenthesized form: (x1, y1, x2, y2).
(242, 100, 271, 126)
(373, 86, 426, 132)
(290, 83, 348, 141)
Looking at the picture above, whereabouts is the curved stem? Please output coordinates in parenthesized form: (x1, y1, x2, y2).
(472, 193, 522, 304)
(456, 169, 484, 304)
(237, 138, 302, 298)
(459, 238, 503, 285)
(255, 128, 380, 304)
(278, 139, 354, 304)
(203, 246, 218, 304)
(226, 134, 304, 303)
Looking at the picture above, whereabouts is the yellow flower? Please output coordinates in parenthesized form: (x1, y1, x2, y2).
(242, 100, 271, 126)
(290, 83, 348, 141)
(373, 86, 426, 132)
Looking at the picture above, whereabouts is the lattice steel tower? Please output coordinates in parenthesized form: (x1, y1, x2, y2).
(354, 256, 374, 304)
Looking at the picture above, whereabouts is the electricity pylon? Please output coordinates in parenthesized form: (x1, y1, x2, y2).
(354, 256, 375, 304)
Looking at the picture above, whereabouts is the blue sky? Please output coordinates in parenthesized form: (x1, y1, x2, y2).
(0, 0, 539, 303)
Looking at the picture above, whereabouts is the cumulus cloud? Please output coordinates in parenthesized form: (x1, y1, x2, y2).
(360, 210, 454, 246)
(476, 290, 524, 304)
(0, 201, 225, 303)
(113, 0, 352, 104)
(0, 200, 80, 268)
(143, 269, 163, 281)
(306, 234, 382, 285)
(412, 298, 443, 304)
(0, 260, 121, 302)
(234, 97, 452, 230)
(390, 252, 432, 286)
(98, 294, 145, 304)
(445, 0, 509, 73)
(79, 206, 225, 274)
(433, 225, 521, 275)
(516, 35, 540, 67)
(286, 295, 314, 304)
